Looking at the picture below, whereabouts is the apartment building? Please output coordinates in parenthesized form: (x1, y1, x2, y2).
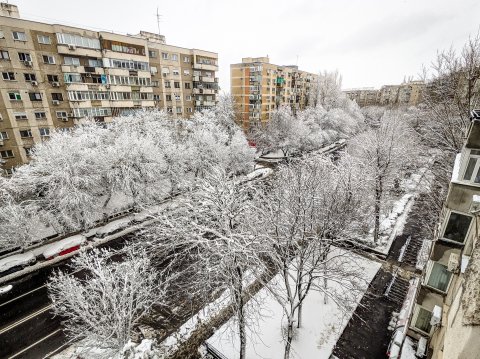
(344, 80, 425, 107)
(343, 87, 379, 107)
(0, 3, 218, 174)
(231, 57, 318, 130)
(404, 111, 480, 358)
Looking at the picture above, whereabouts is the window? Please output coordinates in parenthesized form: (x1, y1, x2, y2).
(19, 129, 33, 138)
(64, 56, 80, 66)
(185, 82, 191, 89)
(37, 35, 51, 44)
(425, 261, 452, 292)
(56, 111, 68, 118)
(187, 107, 193, 113)
(166, 94, 172, 101)
(171, 54, 178, 61)
(0, 132, 8, 140)
(8, 92, 21, 100)
(174, 81, 180, 89)
(87, 58, 102, 67)
(173, 69, 179, 76)
(52, 93, 63, 101)
(148, 50, 156, 58)
(152, 80, 159, 87)
(153, 94, 160, 101)
(442, 211, 472, 243)
(39, 128, 50, 137)
(35, 112, 46, 119)
(29, 92, 42, 101)
(175, 94, 181, 101)
(2, 72, 15, 80)
(18, 52, 31, 61)
(24, 147, 33, 156)
(0, 50, 9, 60)
(167, 107, 173, 113)
(0, 31, 4, 39)
(176, 107, 182, 113)
(24, 73, 36, 81)
(162, 52, 169, 60)
(183, 56, 190, 63)
(183, 69, 190, 75)
(64, 73, 82, 83)
(0, 150, 14, 158)
(12, 31, 27, 41)
(412, 305, 432, 334)
(185, 95, 192, 101)
(43, 55, 55, 64)
(47, 74, 59, 82)
(164, 81, 171, 89)
(14, 112, 27, 120)
(56, 33, 100, 49)
(462, 150, 480, 183)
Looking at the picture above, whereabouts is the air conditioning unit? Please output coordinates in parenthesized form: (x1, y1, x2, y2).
(67, 112, 74, 118)
(448, 253, 460, 272)
(61, 118, 69, 122)
(105, 84, 111, 89)
(24, 60, 33, 67)
(31, 80, 38, 86)
(0, 139, 4, 146)
(85, 73, 92, 78)
(430, 305, 442, 326)
(52, 100, 60, 105)
(51, 81, 60, 87)
(68, 44, 76, 50)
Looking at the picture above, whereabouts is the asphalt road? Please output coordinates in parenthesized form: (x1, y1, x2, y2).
(0, 233, 135, 359)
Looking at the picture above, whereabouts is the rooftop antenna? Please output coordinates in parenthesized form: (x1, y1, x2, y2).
(156, 7, 162, 36)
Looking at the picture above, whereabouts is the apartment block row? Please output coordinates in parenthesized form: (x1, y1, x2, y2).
(0, 3, 218, 173)
(231, 57, 318, 130)
(344, 80, 425, 107)
(401, 111, 480, 358)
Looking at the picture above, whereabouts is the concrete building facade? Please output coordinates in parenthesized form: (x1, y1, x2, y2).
(230, 57, 318, 130)
(344, 80, 425, 107)
(403, 111, 480, 358)
(0, 3, 218, 174)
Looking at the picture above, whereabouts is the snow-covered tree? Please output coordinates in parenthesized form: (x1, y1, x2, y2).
(349, 111, 418, 243)
(48, 247, 159, 358)
(253, 158, 368, 359)
(146, 166, 267, 359)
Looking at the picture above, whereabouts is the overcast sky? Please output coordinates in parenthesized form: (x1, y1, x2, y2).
(14, 0, 480, 92)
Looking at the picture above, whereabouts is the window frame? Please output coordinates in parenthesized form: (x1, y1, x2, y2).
(8, 92, 22, 101)
(37, 34, 51, 44)
(440, 210, 473, 245)
(2, 72, 15, 81)
(12, 31, 27, 42)
(0, 149, 14, 158)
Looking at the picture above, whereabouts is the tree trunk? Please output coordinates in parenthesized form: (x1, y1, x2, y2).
(373, 176, 383, 244)
(235, 266, 246, 359)
(297, 281, 302, 329)
(284, 318, 294, 359)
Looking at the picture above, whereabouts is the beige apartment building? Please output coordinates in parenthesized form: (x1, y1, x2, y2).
(0, 3, 218, 174)
(403, 112, 480, 359)
(344, 79, 425, 107)
(231, 57, 318, 130)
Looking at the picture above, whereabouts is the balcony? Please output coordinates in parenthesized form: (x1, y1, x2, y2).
(202, 77, 215, 83)
(193, 63, 218, 71)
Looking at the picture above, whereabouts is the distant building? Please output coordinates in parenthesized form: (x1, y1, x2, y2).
(0, 3, 218, 174)
(403, 111, 480, 358)
(344, 80, 425, 107)
(230, 57, 318, 130)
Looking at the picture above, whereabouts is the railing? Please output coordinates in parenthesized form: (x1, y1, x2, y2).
(204, 343, 229, 359)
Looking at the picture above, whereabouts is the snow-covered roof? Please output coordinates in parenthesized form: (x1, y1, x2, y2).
(42, 235, 86, 259)
(0, 252, 35, 273)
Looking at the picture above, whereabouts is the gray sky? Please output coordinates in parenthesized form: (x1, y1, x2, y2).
(15, 0, 480, 91)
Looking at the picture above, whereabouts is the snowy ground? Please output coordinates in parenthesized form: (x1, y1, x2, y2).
(207, 254, 381, 359)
